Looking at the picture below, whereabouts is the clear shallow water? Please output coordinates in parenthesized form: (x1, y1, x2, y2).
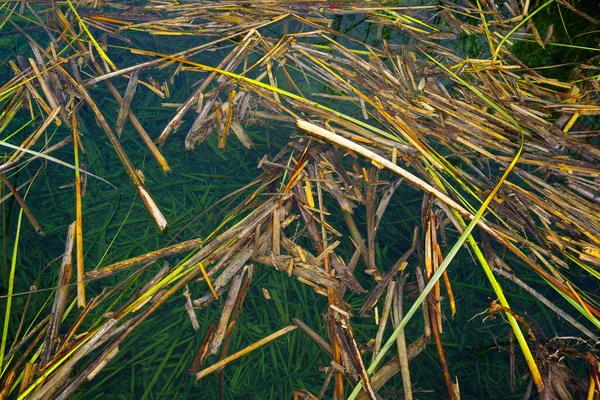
(1, 2, 597, 399)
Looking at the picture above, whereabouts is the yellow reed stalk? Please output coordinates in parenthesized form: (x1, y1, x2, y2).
(195, 325, 297, 380)
(73, 114, 85, 307)
(198, 262, 218, 300)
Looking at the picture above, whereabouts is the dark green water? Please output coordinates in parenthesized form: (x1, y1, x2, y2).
(1, 1, 598, 399)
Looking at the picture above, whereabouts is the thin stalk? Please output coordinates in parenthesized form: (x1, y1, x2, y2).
(73, 113, 85, 307)
(0, 208, 23, 373)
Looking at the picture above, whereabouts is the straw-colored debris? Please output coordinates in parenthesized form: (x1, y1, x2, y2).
(1, 1, 598, 399)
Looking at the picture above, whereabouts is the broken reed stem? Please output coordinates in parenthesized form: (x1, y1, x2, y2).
(88, 238, 203, 278)
(393, 275, 412, 400)
(342, 210, 369, 266)
(101, 71, 170, 171)
(293, 318, 332, 356)
(296, 120, 480, 228)
(183, 286, 200, 331)
(372, 280, 396, 364)
(429, 215, 443, 334)
(209, 273, 244, 355)
(195, 325, 297, 380)
(338, 311, 376, 400)
(356, 337, 428, 400)
(189, 325, 216, 374)
(330, 296, 344, 397)
(299, 118, 543, 394)
(0, 175, 43, 235)
(428, 291, 455, 400)
(307, 162, 346, 398)
(44, 222, 75, 365)
(115, 70, 139, 136)
(28, 58, 59, 119)
(217, 265, 253, 368)
(74, 82, 168, 231)
(436, 243, 456, 317)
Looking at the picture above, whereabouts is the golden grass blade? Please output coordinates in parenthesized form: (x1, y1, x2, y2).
(198, 262, 218, 300)
(436, 244, 456, 317)
(195, 325, 297, 380)
(475, 0, 496, 56)
(72, 114, 85, 308)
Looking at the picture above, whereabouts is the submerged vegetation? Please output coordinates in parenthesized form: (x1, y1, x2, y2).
(1, 0, 599, 398)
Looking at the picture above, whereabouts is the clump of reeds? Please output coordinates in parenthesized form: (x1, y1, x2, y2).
(1, 1, 598, 399)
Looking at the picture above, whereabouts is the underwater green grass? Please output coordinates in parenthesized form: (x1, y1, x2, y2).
(2, 1, 599, 399)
